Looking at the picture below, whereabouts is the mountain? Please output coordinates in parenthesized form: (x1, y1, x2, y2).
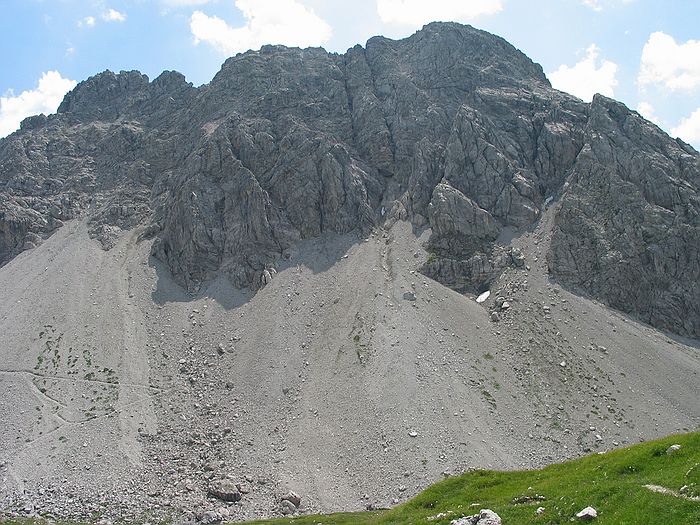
(0, 22, 698, 524)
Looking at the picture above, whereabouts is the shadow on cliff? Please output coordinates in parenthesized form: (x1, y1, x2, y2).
(149, 255, 254, 310)
(149, 230, 366, 310)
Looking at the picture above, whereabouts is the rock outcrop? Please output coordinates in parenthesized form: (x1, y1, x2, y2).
(0, 22, 698, 337)
(548, 95, 700, 337)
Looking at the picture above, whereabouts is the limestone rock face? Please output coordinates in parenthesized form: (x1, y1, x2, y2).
(548, 96, 700, 338)
(428, 182, 501, 253)
(0, 22, 698, 336)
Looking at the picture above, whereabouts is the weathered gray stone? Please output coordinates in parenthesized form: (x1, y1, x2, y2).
(279, 499, 297, 515)
(281, 491, 301, 508)
(207, 480, 241, 502)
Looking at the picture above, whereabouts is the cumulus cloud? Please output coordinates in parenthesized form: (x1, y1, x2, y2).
(102, 8, 127, 22)
(549, 44, 618, 102)
(636, 101, 661, 126)
(160, 0, 212, 14)
(638, 32, 700, 91)
(580, 0, 636, 10)
(190, 0, 331, 56)
(0, 71, 77, 138)
(376, 0, 502, 26)
(78, 8, 126, 27)
(672, 108, 700, 149)
(162, 0, 212, 5)
(581, 0, 603, 11)
(78, 16, 96, 28)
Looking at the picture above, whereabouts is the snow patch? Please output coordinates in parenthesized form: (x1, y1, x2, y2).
(476, 291, 490, 303)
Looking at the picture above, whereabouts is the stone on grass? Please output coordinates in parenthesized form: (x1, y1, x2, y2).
(666, 444, 681, 455)
(450, 508, 501, 525)
(576, 506, 598, 520)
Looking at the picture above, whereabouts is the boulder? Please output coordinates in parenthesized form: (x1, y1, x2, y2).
(576, 506, 598, 520)
(208, 480, 242, 502)
(281, 490, 301, 508)
(279, 500, 297, 515)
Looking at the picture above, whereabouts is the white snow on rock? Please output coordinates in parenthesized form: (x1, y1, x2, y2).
(476, 291, 491, 303)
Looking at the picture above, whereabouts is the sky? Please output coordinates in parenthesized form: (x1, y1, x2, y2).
(0, 0, 699, 148)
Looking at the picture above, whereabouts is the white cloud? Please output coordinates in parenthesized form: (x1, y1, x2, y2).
(102, 8, 127, 22)
(580, 0, 636, 10)
(190, 0, 331, 56)
(636, 101, 661, 126)
(0, 71, 77, 138)
(638, 32, 700, 92)
(549, 44, 618, 102)
(672, 108, 700, 149)
(78, 16, 96, 28)
(376, 0, 502, 26)
(159, 0, 212, 15)
(162, 0, 212, 5)
(78, 9, 126, 28)
(581, 0, 602, 11)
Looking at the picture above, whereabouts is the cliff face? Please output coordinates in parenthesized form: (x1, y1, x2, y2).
(548, 96, 700, 337)
(0, 22, 698, 337)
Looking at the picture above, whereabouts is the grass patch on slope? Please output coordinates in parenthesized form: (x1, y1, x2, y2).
(244, 431, 700, 525)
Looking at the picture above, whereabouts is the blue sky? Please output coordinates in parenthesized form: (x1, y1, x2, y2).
(1, 0, 699, 147)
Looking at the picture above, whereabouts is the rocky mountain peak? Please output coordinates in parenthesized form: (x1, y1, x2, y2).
(1, 23, 699, 338)
(57, 69, 149, 118)
(393, 21, 549, 87)
(56, 69, 196, 125)
(151, 70, 193, 93)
